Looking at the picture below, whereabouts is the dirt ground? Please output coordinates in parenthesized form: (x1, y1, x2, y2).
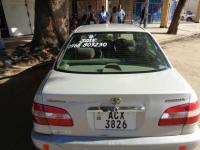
(0, 37, 200, 150)
(162, 37, 200, 97)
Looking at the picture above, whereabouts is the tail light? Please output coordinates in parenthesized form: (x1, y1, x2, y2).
(159, 101, 200, 126)
(32, 103, 73, 126)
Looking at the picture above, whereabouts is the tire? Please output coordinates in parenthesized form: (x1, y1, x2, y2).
(181, 16, 184, 20)
(186, 17, 193, 22)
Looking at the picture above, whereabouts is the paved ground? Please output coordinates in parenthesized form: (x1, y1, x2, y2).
(147, 22, 200, 44)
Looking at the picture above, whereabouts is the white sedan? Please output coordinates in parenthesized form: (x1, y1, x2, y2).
(31, 24, 200, 150)
(181, 11, 196, 22)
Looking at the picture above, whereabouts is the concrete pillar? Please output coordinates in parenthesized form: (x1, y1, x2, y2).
(160, 0, 171, 28)
(195, 0, 200, 23)
(102, 0, 107, 9)
(105, 0, 108, 11)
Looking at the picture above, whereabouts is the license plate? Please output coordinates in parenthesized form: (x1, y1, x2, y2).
(94, 111, 136, 130)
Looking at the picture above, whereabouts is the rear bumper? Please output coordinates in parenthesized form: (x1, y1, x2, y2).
(32, 130, 200, 150)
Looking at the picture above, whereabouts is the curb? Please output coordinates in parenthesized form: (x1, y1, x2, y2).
(158, 33, 200, 45)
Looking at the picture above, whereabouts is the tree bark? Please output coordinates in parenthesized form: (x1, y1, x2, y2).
(31, 0, 68, 50)
(195, 0, 200, 23)
(167, 0, 187, 34)
(160, 0, 171, 28)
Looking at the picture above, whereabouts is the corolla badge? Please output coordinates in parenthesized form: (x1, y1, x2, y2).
(111, 98, 122, 105)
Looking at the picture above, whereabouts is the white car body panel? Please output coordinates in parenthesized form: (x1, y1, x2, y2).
(35, 68, 194, 137)
(42, 69, 191, 95)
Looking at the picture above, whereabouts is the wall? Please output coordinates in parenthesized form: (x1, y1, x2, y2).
(184, 0, 199, 14)
(76, 0, 103, 18)
(1, 0, 35, 36)
(120, 0, 135, 22)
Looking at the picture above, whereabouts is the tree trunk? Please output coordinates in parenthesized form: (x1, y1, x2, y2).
(167, 0, 187, 34)
(160, 0, 171, 28)
(31, 0, 68, 50)
(195, 0, 200, 23)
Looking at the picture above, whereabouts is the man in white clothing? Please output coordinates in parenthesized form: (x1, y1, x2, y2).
(97, 6, 110, 24)
(117, 4, 126, 23)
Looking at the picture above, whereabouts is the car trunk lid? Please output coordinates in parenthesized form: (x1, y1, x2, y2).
(41, 69, 192, 137)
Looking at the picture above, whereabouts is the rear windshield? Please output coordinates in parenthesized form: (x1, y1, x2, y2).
(56, 32, 169, 74)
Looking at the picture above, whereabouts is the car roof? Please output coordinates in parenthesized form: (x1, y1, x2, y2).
(74, 24, 146, 33)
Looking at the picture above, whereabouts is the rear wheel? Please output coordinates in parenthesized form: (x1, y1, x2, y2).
(186, 17, 193, 22)
(181, 16, 184, 20)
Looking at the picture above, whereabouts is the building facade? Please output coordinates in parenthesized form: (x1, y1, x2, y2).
(74, 0, 176, 23)
(0, 0, 177, 37)
(0, 0, 35, 37)
(184, 0, 199, 15)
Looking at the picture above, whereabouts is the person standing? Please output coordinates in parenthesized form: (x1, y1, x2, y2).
(97, 6, 110, 24)
(110, 6, 118, 23)
(87, 5, 97, 22)
(87, 5, 93, 18)
(79, 14, 87, 25)
(70, 14, 79, 33)
(117, 4, 125, 23)
(86, 13, 97, 25)
(140, 7, 145, 26)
